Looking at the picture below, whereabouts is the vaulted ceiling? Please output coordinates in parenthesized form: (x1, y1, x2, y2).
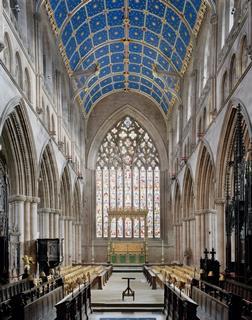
(45, 0, 206, 116)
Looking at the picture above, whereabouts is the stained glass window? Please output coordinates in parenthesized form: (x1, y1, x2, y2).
(96, 116, 160, 238)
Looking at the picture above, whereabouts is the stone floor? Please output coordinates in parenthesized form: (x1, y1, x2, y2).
(91, 272, 163, 306)
(89, 311, 165, 320)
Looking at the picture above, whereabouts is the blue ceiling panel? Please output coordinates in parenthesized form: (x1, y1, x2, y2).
(76, 23, 89, 44)
(129, 0, 146, 10)
(147, 0, 166, 17)
(66, 0, 81, 12)
(129, 11, 145, 27)
(54, 1, 68, 28)
(90, 14, 107, 33)
(86, 1, 105, 17)
(110, 42, 124, 52)
(102, 84, 114, 94)
(108, 10, 124, 26)
(184, 1, 197, 29)
(114, 82, 125, 89)
(62, 22, 73, 46)
(109, 27, 125, 39)
(106, 0, 124, 9)
(146, 14, 162, 34)
(113, 75, 124, 82)
(46, 0, 206, 114)
(71, 8, 86, 28)
(93, 30, 108, 46)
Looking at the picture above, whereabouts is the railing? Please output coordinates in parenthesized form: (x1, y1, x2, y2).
(7, 277, 64, 320)
(164, 282, 199, 320)
(191, 280, 252, 320)
(55, 283, 92, 320)
(224, 279, 252, 301)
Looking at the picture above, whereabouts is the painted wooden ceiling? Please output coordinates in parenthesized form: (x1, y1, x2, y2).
(45, 0, 206, 115)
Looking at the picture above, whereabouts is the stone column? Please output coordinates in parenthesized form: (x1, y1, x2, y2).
(195, 212, 201, 264)
(43, 210, 50, 238)
(24, 199, 31, 244)
(31, 198, 39, 240)
(179, 223, 184, 263)
(64, 219, 68, 265)
(9, 195, 26, 275)
(78, 224, 82, 263)
(182, 220, 186, 258)
(69, 219, 73, 264)
(54, 210, 59, 238)
(174, 225, 177, 260)
(49, 212, 54, 238)
(215, 199, 225, 270)
(72, 222, 76, 263)
(200, 213, 205, 250)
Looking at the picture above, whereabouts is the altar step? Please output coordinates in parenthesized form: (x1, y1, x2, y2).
(112, 265, 144, 272)
(92, 302, 164, 312)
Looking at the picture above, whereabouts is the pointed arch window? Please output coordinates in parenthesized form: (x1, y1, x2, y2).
(96, 116, 160, 238)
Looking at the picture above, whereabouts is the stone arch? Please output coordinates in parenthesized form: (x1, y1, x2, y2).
(181, 167, 195, 265)
(38, 143, 60, 240)
(194, 143, 216, 260)
(195, 143, 215, 211)
(87, 105, 168, 171)
(216, 102, 251, 199)
(38, 143, 59, 210)
(1, 101, 37, 197)
(182, 167, 194, 219)
(0, 101, 37, 277)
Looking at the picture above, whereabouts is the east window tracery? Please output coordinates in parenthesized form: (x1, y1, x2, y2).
(96, 116, 160, 238)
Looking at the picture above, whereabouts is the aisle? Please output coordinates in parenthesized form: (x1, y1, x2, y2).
(92, 272, 163, 307)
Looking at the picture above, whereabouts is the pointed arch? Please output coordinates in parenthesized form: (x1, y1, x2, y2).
(182, 167, 194, 219)
(1, 102, 37, 196)
(38, 143, 59, 210)
(87, 105, 168, 171)
(216, 102, 251, 199)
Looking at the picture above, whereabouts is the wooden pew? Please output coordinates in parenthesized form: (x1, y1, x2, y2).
(0, 279, 31, 319)
(164, 282, 199, 320)
(55, 282, 92, 320)
(91, 266, 112, 289)
(191, 280, 249, 320)
(9, 277, 64, 320)
(143, 266, 157, 289)
(223, 279, 252, 301)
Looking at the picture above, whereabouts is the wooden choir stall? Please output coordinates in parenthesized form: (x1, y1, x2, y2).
(107, 208, 148, 264)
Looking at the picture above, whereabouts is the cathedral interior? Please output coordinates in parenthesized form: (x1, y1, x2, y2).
(0, 0, 251, 319)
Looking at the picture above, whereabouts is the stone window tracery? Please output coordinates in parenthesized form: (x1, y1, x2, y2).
(96, 116, 160, 238)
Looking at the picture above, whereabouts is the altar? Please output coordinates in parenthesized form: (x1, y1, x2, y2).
(107, 208, 148, 264)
